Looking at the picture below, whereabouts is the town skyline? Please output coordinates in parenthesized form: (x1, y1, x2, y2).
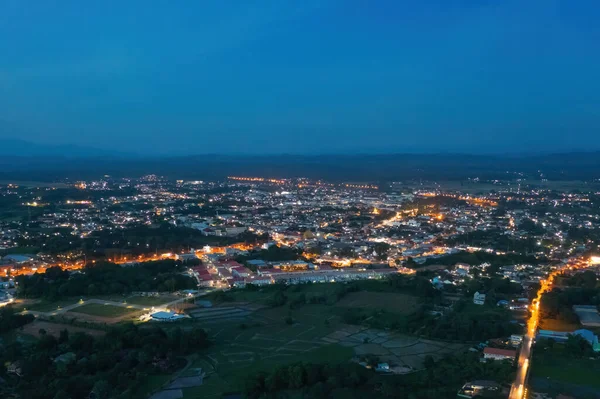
(2, 174, 600, 398)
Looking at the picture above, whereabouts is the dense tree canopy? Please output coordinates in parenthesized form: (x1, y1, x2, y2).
(443, 230, 540, 254)
(16, 260, 196, 300)
(421, 251, 545, 268)
(423, 300, 522, 341)
(540, 280, 600, 323)
(238, 244, 303, 263)
(13, 223, 267, 257)
(0, 323, 210, 399)
(244, 351, 514, 399)
(0, 306, 35, 334)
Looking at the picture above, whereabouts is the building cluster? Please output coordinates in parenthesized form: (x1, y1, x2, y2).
(1, 178, 599, 290)
(2, 177, 598, 263)
(189, 256, 399, 289)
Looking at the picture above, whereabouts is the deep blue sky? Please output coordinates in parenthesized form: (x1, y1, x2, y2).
(1, 0, 599, 155)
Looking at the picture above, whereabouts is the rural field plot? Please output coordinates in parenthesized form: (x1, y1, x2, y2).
(335, 291, 421, 314)
(25, 299, 80, 313)
(180, 300, 466, 398)
(323, 326, 467, 373)
(125, 295, 177, 307)
(21, 320, 106, 338)
(531, 346, 600, 398)
(181, 304, 352, 398)
(539, 317, 581, 332)
(69, 303, 139, 318)
(188, 306, 253, 323)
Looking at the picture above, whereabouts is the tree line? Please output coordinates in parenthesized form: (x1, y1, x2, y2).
(540, 273, 600, 325)
(0, 323, 210, 399)
(14, 223, 267, 257)
(421, 251, 545, 269)
(244, 351, 514, 399)
(16, 260, 197, 300)
(0, 306, 35, 334)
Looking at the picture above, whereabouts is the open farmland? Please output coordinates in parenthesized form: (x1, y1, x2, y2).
(179, 297, 463, 399)
(188, 305, 255, 323)
(181, 304, 353, 398)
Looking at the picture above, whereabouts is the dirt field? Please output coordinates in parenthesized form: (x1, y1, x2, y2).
(21, 320, 105, 338)
(539, 318, 581, 332)
(335, 291, 420, 314)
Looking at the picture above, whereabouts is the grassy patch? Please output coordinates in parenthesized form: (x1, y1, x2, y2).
(183, 374, 228, 398)
(138, 373, 174, 398)
(180, 303, 353, 398)
(539, 318, 581, 332)
(532, 346, 600, 388)
(126, 295, 176, 306)
(335, 291, 420, 314)
(0, 330, 38, 345)
(70, 303, 138, 318)
(24, 299, 79, 313)
(20, 320, 105, 338)
(191, 344, 352, 397)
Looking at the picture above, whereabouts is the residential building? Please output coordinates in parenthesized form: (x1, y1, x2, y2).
(483, 347, 516, 361)
(473, 291, 486, 305)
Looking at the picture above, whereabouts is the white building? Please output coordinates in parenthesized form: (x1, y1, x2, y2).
(473, 291, 486, 305)
(148, 310, 189, 322)
(510, 335, 523, 347)
(483, 347, 516, 361)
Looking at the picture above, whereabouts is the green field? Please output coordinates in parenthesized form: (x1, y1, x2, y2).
(125, 295, 176, 307)
(17, 295, 130, 313)
(531, 346, 600, 388)
(180, 304, 354, 398)
(161, 282, 431, 398)
(25, 299, 79, 312)
(335, 291, 420, 314)
(69, 303, 138, 318)
(139, 373, 175, 398)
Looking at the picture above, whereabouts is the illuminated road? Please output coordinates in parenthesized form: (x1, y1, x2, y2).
(508, 257, 590, 399)
(509, 331, 533, 399)
(1, 242, 264, 278)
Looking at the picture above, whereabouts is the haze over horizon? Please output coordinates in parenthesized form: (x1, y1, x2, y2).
(2, 0, 600, 155)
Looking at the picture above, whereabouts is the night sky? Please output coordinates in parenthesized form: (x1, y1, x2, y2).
(1, 0, 599, 155)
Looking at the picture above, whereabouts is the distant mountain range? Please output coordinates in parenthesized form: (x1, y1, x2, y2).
(0, 139, 599, 182)
(0, 138, 130, 158)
